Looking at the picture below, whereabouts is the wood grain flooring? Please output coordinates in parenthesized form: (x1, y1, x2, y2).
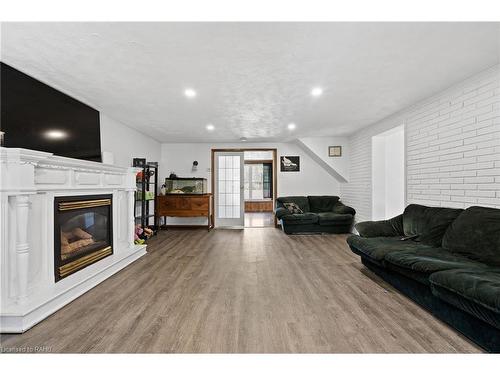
(0, 228, 481, 353)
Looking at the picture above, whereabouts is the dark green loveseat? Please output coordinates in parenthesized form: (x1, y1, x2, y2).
(347, 204, 500, 352)
(275, 196, 355, 234)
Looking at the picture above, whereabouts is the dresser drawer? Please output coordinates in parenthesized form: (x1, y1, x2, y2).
(190, 198, 209, 211)
(157, 195, 211, 217)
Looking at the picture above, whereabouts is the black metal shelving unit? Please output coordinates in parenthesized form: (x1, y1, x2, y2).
(134, 162, 159, 234)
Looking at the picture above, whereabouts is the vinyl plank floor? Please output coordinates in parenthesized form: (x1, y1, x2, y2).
(0, 228, 481, 353)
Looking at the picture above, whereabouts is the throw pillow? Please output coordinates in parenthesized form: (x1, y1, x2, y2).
(283, 202, 304, 214)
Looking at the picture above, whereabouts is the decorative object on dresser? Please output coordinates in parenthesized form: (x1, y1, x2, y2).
(164, 177, 207, 194)
(157, 193, 213, 231)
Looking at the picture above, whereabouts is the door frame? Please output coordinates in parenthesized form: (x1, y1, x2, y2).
(211, 148, 278, 228)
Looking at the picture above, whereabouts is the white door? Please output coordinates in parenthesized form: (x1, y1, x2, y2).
(214, 151, 245, 228)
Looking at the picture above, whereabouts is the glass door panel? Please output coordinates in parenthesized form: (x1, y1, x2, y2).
(214, 151, 244, 227)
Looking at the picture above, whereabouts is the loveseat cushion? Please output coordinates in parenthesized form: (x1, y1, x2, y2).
(275, 207, 292, 220)
(442, 206, 500, 266)
(385, 247, 488, 285)
(317, 212, 352, 225)
(307, 196, 340, 213)
(332, 202, 356, 216)
(430, 268, 500, 329)
(402, 204, 463, 247)
(276, 196, 310, 213)
(281, 212, 318, 225)
(347, 236, 435, 264)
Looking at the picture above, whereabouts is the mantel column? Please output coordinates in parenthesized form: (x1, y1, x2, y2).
(15, 195, 30, 303)
(128, 189, 135, 246)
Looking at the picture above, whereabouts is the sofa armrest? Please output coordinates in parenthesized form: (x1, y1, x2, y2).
(275, 207, 292, 220)
(355, 214, 404, 237)
(332, 201, 356, 215)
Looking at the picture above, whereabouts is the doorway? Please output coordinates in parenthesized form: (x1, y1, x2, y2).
(371, 125, 405, 220)
(244, 151, 275, 227)
(211, 148, 277, 228)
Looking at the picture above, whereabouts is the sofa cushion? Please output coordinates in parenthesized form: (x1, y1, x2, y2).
(402, 204, 463, 247)
(347, 235, 435, 264)
(307, 196, 340, 213)
(281, 212, 318, 225)
(355, 214, 404, 238)
(276, 196, 310, 213)
(317, 212, 352, 225)
(430, 268, 500, 313)
(430, 268, 500, 329)
(442, 206, 500, 266)
(385, 247, 487, 284)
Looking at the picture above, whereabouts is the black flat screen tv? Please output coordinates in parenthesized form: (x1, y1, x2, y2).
(1, 62, 102, 162)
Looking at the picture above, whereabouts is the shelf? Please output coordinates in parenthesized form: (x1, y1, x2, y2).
(135, 214, 156, 219)
(135, 162, 158, 227)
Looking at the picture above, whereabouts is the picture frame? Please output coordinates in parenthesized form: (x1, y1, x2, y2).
(328, 146, 342, 157)
(280, 156, 300, 172)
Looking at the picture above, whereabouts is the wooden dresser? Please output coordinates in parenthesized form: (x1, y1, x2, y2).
(157, 194, 213, 231)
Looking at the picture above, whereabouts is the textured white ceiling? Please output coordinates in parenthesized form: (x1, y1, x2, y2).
(1, 22, 499, 142)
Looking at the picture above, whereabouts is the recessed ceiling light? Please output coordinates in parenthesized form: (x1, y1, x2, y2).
(311, 87, 323, 97)
(44, 130, 67, 139)
(287, 123, 296, 130)
(184, 88, 197, 98)
(240, 137, 248, 142)
(206, 124, 215, 131)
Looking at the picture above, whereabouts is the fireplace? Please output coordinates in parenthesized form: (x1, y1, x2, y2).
(54, 194, 113, 281)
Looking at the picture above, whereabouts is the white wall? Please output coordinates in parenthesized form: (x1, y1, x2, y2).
(160, 141, 342, 225)
(100, 114, 161, 228)
(296, 137, 350, 181)
(341, 65, 500, 223)
(100, 114, 161, 168)
(371, 136, 387, 220)
(160, 141, 341, 196)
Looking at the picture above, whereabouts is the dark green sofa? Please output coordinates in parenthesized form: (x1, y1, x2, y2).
(275, 196, 355, 234)
(347, 204, 500, 352)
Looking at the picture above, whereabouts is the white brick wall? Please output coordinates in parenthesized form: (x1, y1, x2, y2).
(341, 65, 500, 223)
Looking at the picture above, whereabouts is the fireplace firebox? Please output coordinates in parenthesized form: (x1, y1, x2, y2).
(54, 194, 113, 281)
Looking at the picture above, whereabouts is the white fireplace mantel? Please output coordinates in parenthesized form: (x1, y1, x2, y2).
(0, 147, 147, 333)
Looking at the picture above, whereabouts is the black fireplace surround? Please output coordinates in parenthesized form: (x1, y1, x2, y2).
(54, 194, 113, 281)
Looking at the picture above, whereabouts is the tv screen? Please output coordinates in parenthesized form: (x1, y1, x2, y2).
(1, 62, 102, 162)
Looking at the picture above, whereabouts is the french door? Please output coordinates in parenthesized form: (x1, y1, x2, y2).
(214, 151, 245, 228)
